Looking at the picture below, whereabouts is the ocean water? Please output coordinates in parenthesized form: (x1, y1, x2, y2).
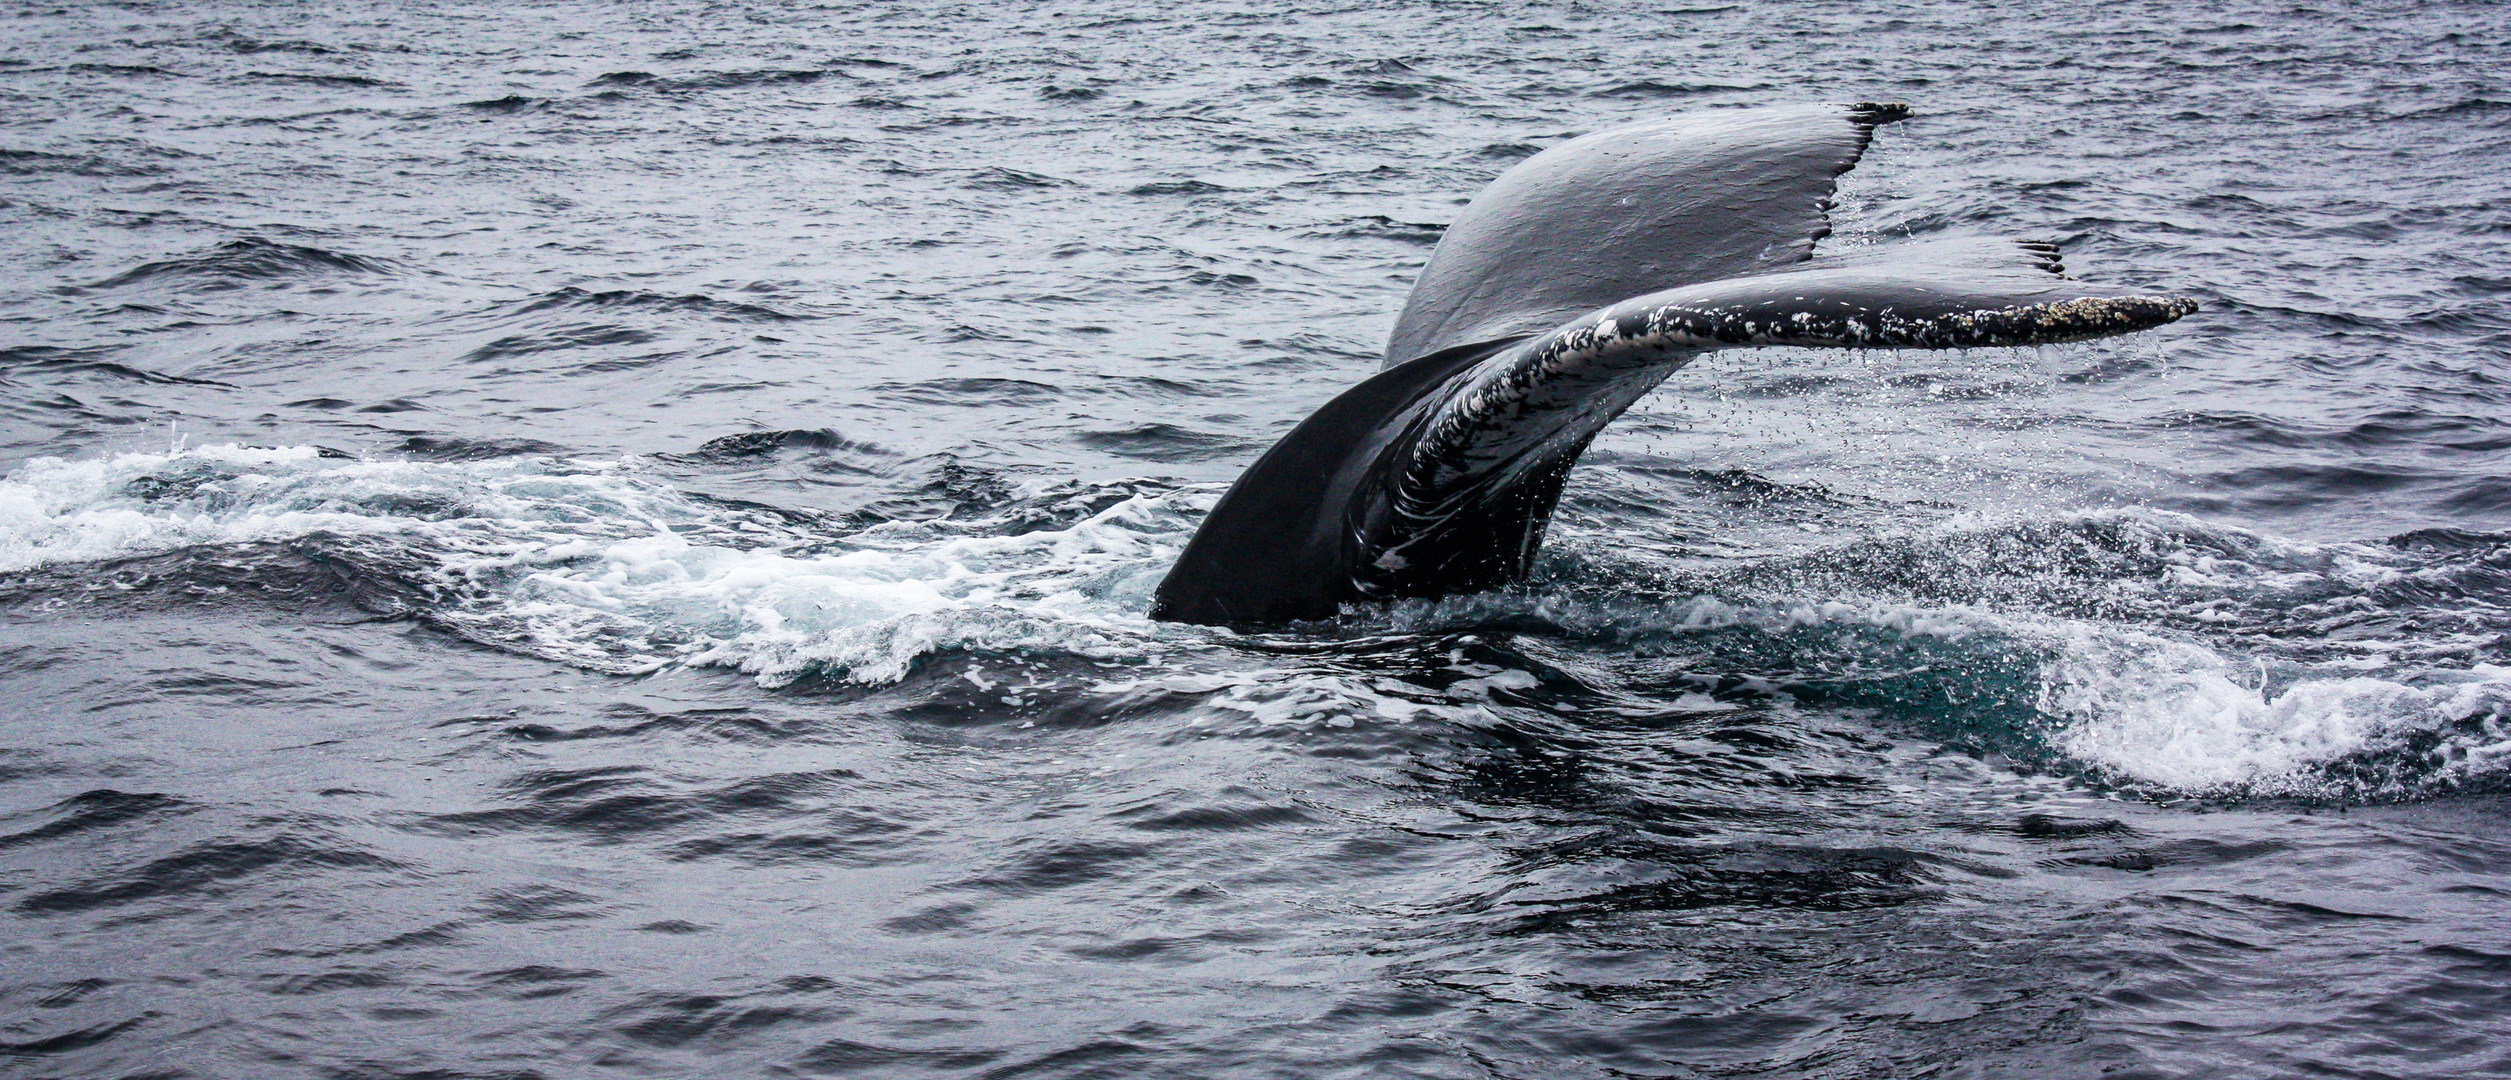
(2, 1, 2507, 1077)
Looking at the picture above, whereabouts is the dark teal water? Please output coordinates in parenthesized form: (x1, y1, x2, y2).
(2, 2, 2507, 1077)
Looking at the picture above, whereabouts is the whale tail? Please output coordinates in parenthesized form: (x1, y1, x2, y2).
(1382, 101, 1918, 370)
(1335, 238, 2195, 610)
(1149, 107, 2197, 627)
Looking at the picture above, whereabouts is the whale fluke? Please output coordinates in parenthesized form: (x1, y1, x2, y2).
(1385, 101, 1911, 369)
(1150, 105, 2196, 626)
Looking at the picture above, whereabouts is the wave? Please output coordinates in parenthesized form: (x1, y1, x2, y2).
(1304, 214, 1446, 245)
(393, 435, 573, 461)
(680, 429, 888, 462)
(208, 29, 339, 55)
(1608, 510, 2509, 668)
(865, 377, 1061, 406)
(669, 68, 848, 91)
(457, 325, 658, 363)
(0, 444, 1197, 684)
(2039, 632, 2508, 799)
(1355, 590, 2510, 800)
(87, 237, 392, 289)
(2, 445, 2503, 800)
(65, 63, 186, 78)
(244, 71, 394, 89)
(1127, 179, 1231, 196)
(501, 286, 801, 323)
(459, 94, 542, 114)
(1071, 423, 1254, 462)
(1345, 511, 2511, 799)
(965, 167, 1076, 190)
(0, 149, 162, 178)
(1585, 79, 1772, 98)
(590, 68, 853, 94)
(0, 346, 233, 387)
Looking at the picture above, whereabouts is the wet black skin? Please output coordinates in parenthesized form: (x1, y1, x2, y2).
(1150, 104, 2195, 627)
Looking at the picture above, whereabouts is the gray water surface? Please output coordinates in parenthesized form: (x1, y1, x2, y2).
(3, 2, 2508, 1077)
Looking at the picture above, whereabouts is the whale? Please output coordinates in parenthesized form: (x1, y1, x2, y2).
(1149, 102, 2197, 626)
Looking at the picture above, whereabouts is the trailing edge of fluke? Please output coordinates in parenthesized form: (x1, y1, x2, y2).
(1149, 102, 2197, 627)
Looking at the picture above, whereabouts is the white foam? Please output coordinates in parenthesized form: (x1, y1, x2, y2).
(566, 502, 1189, 683)
(1368, 584, 2511, 795)
(2039, 630, 2511, 794)
(1201, 675, 1471, 727)
(7, 444, 2504, 795)
(0, 443, 1200, 684)
(0, 443, 689, 573)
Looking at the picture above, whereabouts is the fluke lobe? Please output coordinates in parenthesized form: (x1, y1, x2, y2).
(1150, 103, 2196, 626)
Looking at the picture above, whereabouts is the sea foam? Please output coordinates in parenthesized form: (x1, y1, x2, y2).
(4, 443, 2502, 797)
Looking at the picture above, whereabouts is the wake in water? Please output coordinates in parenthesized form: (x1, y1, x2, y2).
(3, 442, 2502, 800)
(0, 442, 1194, 680)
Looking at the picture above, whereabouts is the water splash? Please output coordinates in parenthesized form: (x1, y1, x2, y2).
(5, 444, 2505, 797)
(0, 443, 1200, 681)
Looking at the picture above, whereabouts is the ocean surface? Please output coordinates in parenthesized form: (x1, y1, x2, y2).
(2, 2, 2507, 1077)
